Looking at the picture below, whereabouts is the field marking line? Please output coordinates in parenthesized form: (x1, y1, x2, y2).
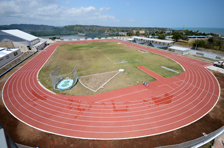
(95, 88, 148, 103)
(95, 47, 116, 64)
(158, 84, 174, 90)
(79, 70, 120, 92)
(80, 70, 119, 78)
(173, 81, 183, 86)
(95, 71, 120, 92)
(174, 76, 219, 97)
(78, 80, 97, 92)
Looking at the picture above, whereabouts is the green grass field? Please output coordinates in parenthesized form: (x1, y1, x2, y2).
(39, 41, 184, 95)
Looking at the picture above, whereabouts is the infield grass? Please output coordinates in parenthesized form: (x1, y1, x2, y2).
(39, 41, 183, 95)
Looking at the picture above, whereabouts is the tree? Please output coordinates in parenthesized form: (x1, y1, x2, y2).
(127, 30, 133, 36)
(158, 34, 166, 39)
(192, 40, 206, 49)
(144, 33, 150, 38)
(181, 35, 189, 41)
(208, 37, 214, 48)
(183, 30, 190, 35)
(208, 37, 214, 44)
(136, 31, 140, 36)
(172, 33, 182, 42)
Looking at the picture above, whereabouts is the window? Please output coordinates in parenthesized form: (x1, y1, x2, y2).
(14, 52, 18, 56)
(6, 55, 9, 59)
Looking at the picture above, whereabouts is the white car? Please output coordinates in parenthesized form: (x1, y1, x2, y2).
(213, 61, 224, 68)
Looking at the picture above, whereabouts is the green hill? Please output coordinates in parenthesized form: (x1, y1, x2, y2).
(0, 24, 170, 37)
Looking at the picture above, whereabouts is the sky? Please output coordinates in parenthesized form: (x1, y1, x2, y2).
(0, 0, 223, 28)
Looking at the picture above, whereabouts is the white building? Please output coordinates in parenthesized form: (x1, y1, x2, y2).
(168, 46, 190, 55)
(0, 47, 22, 67)
(0, 29, 46, 52)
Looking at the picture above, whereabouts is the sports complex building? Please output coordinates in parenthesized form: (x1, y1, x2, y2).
(0, 35, 224, 148)
(0, 29, 47, 52)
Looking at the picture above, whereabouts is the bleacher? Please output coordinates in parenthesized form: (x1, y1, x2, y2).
(151, 43, 169, 49)
(143, 42, 149, 46)
(135, 39, 145, 44)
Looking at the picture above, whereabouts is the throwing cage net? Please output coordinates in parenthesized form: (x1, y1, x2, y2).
(49, 67, 78, 91)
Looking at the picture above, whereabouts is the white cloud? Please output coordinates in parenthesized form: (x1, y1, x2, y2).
(100, 7, 111, 11)
(0, 0, 118, 26)
(129, 19, 134, 22)
(126, 2, 130, 5)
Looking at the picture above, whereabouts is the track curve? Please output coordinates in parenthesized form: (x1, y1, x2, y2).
(2, 40, 220, 139)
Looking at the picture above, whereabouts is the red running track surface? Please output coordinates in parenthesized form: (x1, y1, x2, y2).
(2, 40, 220, 139)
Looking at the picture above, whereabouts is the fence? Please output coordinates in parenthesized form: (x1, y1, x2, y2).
(49, 67, 78, 91)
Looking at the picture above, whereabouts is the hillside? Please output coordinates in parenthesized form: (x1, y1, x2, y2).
(0, 24, 171, 37)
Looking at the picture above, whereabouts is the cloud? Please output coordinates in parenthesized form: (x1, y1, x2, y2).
(100, 7, 111, 12)
(0, 0, 118, 26)
(129, 19, 134, 22)
(126, 2, 130, 5)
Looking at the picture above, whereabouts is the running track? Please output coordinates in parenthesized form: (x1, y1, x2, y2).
(2, 40, 220, 139)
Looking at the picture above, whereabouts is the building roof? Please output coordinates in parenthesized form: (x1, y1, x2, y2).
(188, 36, 206, 38)
(133, 36, 175, 44)
(1, 29, 38, 41)
(168, 46, 190, 51)
(0, 48, 20, 58)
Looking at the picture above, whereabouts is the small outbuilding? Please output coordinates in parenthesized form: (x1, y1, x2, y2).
(0, 47, 22, 67)
(168, 46, 190, 55)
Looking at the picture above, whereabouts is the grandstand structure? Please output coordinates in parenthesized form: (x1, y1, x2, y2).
(168, 46, 190, 55)
(133, 36, 175, 49)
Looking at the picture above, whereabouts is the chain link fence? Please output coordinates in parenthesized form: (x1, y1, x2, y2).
(49, 67, 78, 91)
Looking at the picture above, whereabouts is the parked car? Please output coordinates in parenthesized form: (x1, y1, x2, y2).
(213, 61, 224, 68)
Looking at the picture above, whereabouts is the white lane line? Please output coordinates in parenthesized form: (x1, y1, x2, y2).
(158, 84, 174, 90)
(9, 60, 213, 125)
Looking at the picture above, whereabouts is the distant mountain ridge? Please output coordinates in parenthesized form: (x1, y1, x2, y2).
(0, 24, 59, 31)
(0, 24, 170, 37)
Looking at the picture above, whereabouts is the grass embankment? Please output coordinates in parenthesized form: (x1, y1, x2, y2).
(39, 41, 183, 95)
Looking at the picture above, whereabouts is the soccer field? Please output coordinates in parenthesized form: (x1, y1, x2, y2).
(39, 41, 184, 95)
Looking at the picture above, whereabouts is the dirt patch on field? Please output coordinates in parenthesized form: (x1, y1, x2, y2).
(0, 47, 224, 148)
(79, 71, 119, 91)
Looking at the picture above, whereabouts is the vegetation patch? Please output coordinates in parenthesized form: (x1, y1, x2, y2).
(67, 45, 93, 50)
(39, 41, 183, 95)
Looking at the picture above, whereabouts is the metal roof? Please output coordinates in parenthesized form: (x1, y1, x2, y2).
(168, 46, 190, 51)
(1, 29, 38, 41)
(188, 36, 206, 38)
(133, 36, 175, 44)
